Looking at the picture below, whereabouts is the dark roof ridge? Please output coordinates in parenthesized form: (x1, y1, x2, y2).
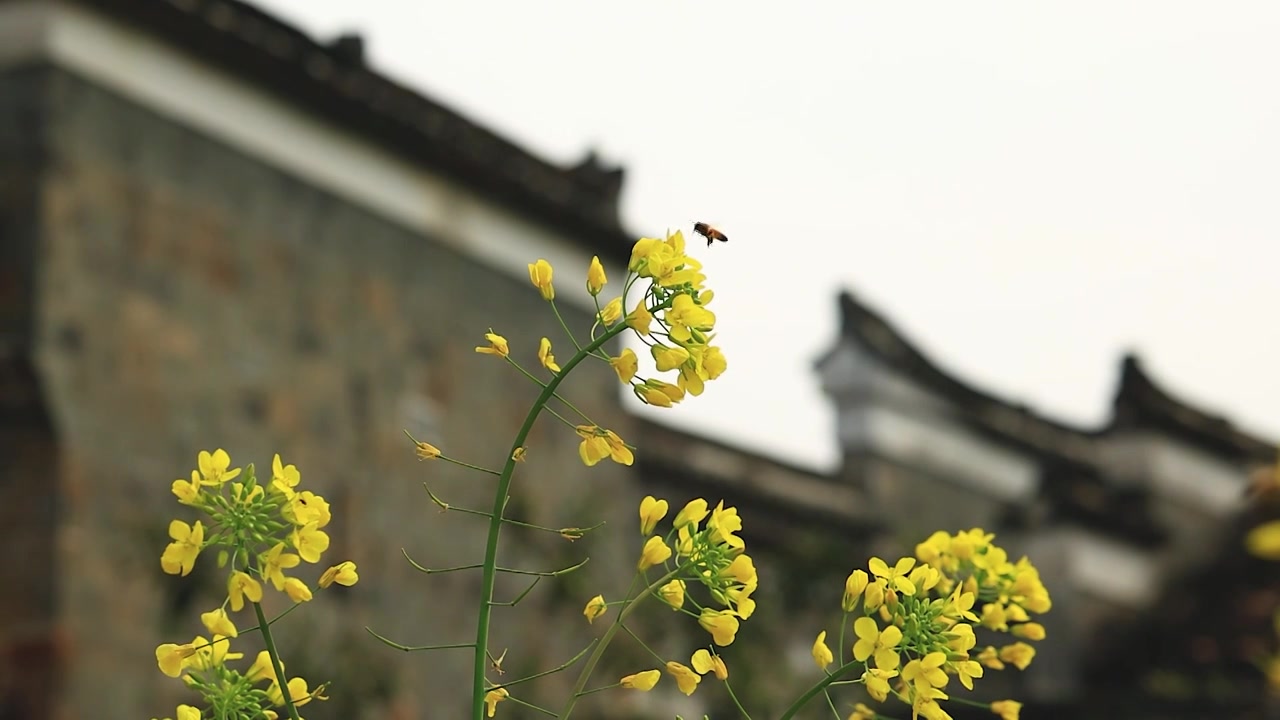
(69, 0, 634, 263)
(1111, 353, 1274, 459)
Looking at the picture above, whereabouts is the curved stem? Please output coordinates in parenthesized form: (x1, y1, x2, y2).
(558, 567, 681, 719)
(471, 322, 629, 720)
(777, 659, 864, 720)
(253, 601, 302, 720)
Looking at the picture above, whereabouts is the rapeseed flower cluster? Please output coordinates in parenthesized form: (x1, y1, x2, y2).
(467, 231, 727, 474)
(597, 496, 757, 697)
(812, 529, 1050, 720)
(154, 450, 358, 719)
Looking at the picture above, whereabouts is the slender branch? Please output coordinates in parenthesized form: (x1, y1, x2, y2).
(472, 322, 630, 720)
(490, 577, 540, 606)
(497, 558, 589, 576)
(724, 680, 756, 720)
(423, 484, 604, 535)
(777, 659, 864, 720)
(401, 550, 481, 575)
(253, 602, 301, 720)
(365, 627, 475, 653)
(487, 641, 596, 693)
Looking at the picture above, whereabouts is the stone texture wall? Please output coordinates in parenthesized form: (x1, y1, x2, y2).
(7, 64, 660, 720)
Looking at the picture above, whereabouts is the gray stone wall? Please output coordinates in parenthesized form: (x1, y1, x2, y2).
(11, 64, 654, 719)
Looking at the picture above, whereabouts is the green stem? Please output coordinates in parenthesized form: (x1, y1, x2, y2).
(558, 567, 682, 720)
(471, 322, 629, 720)
(777, 659, 863, 720)
(253, 601, 302, 720)
(724, 680, 755, 720)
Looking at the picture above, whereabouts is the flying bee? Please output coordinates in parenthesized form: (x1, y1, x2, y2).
(692, 221, 728, 247)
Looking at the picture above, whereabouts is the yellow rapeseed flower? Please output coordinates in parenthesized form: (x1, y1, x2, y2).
(271, 453, 301, 495)
(651, 343, 690, 372)
(291, 522, 331, 563)
(604, 430, 634, 466)
(998, 642, 1036, 670)
(691, 649, 729, 680)
(484, 688, 509, 717)
(1011, 622, 1046, 641)
(283, 577, 312, 603)
(1247, 521, 1280, 560)
(160, 520, 205, 577)
(843, 569, 869, 612)
(583, 594, 607, 623)
(850, 702, 878, 720)
(528, 259, 554, 301)
(228, 571, 264, 612)
(639, 496, 668, 535)
(901, 651, 949, 694)
(171, 471, 201, 505)
(990, 700, 1022, 720)
(196, 449, 241, 486)
(665, 661, 701, 696)
(537, 337, 561, 373)
(853, 616, 903, 670)
(673, 499, 709, 529)
(155, 642, 196, 678)
(698, 608, 740, 646)
(664, 294, 714, 344)
(862, 667, 897, 702)
(620, 669, 660, 690)
(475, 331, 509, 357)
(586, 256, 607, 295)
(638, 536, 672, 570)
(415, 440, 442, 460)
(200, 608, 238, 638)
(261, 542, 301, 591)
(319, 561, 359, 588)
(599, 297, 623, 325)
(659, 579, 686, 610)
(625, 300, 653, 336)
(812, 631, 834, 669)
(610, 349, 638, 383)
(245, 650, 278, 684)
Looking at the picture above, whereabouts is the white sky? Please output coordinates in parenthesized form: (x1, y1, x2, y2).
(255, 1, 1280, 471)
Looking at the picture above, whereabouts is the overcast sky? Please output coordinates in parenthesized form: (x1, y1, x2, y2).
(256, 1, 1280, 471)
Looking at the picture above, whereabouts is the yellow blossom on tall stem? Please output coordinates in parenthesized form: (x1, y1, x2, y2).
(639, 496, 668, 535)
(665, 661, 701, 696)
(586, 256, 607, 295)
(160, 520, 205, 577)
(537, 337, 561, 373)
(196, 449, 241, 486)
(583, 595, 607, 624)
(475, 332, 510, 357)
(619, 669, 660, 690)
(527, 259, 554, 301)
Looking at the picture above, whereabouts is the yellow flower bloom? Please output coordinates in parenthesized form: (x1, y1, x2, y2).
(659, 579, 686, 610)
(537, 337, 561, 373)
(981, 602, 1008, 631)
(484, 687, 509, 717)
(975, 645, 1005, 670)
(869, 556, 918, 595)
(843, 569, 869, 612)
(638, 536, 672, 570)
(610, 349, 638, 384)
(850, 702, 878, 720)
(691, 648, 729, 680)
(620, 669, 661, 690)
(636, 383, 674, 407)
(853, 616, 903, 670)
(319, 561, 359, 588)
(604, 430, 634, 466)
(583, 595, 607, 624)
(651, 343, 690, 372)
(698, 608, 740, 646)
(161, 520, 205, 577)
(665, 661, 701, 695)
(512, 447, 526, 462)
(674, 499, 709, 529)
(283, 490, 331, 529)
(1011, 622, 1046, 641)
(271, 453, 301, 495)
(812, 631, 834, 670)
(267, 676, 320, 708)
(415, 440, 441, 460)
(197, 449, 241, 486)
(245, 650, 279, 684)
(721, 554, 757, 585)
(947, 623, 977, 654)
(171, 472, 202, 505)
(291, 522, 331, 563)
(901, 651, 949, 694)
(599, 297, 623, 325)
(990, 700, 1022, 720)
(155, 642, 196, 678)
(283, 577, 313, 603)
(707, 501, 743, 549)
(189, 634, 242, 671)
(1247, 520, 1280, 560)
(261, 542, 302, 591)
(864, 579, 886, 611)
(586, 256, 607, 295)
(228, 571, 264, 612)
(625, 300, 653, 336)
(639, 496, 668, 535)
(528, 259, 554, 301)
(176, 705, 200, 720)
(200, 608, 238, 638)
(998, 642, 1036, 670)
(664, 294, 715, 344)
(861, 667, 898, 702)
(475, 332, 510, 357)
(955, 658, 984, 690)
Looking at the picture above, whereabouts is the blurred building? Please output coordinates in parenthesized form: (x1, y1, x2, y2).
(0, 1, 1275, 719)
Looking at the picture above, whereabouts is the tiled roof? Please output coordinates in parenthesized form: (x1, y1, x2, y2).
(64, 0, 635, 263)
